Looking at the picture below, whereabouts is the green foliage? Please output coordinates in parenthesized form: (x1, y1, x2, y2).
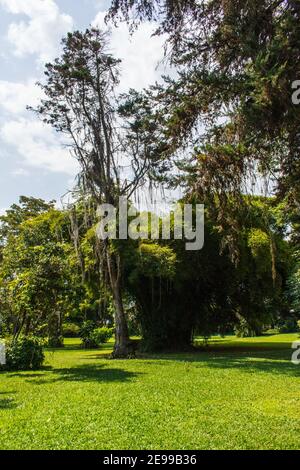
(79, 321, 114, 348)
(234, 317, 261, 338)
(47, 335, 64, 349)
(3, 336, 45, 371)
(120, 197, 290, 351)
(0, 196, 55, 240)
(278, 316, 299, 334)
(91, 327, 114, 345)
(0, 198, 95, 344)
(35, 323, 48, 338)
(0, 195, 293, 354)
(247, 228, 271, 270)
(129, 242, 177, 282)
(287, 252, 300, 315)
(79, 321, 97, 349)
(33, 28, 166, 356)
(109, 0, 300, 209)
(62, 322, 81, 338)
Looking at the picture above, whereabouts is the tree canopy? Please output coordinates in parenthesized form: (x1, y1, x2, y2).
(108, 0, 300, 210)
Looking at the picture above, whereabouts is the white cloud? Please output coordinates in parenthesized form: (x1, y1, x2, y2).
(11, 168, 30, 177)
(0, 79, 43, 114)
(1, 118, 78, 175)
(92, 11, 168, 92)
(0, 78, 77, 177)
(0, 3, 170, 185)
(0, 0, 73, 64)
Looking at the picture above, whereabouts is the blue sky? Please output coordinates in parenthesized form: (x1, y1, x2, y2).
(0, 0, 168, 213)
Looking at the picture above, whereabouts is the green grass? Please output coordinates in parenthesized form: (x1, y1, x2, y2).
(0, 334, 300, 450)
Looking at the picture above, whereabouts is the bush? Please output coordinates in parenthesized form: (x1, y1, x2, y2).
(2, 336, 45, 371)
(79, 321, 98, 348)
(48, 336, 64, 348)
(62, 322, 80, 338)
(91, 327, 114, 345)
(35, 323, 48, 338)
(264, 328, 280, 335)
(79, 321, 114, 348)
(278, 316, 299, 334)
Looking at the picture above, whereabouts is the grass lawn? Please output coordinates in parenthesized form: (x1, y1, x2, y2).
(0, 333, 300, 450)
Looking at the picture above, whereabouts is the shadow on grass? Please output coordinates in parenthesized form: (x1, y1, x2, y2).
(202, 355, 300, 378)
(81, 338, 300, 378)
(195, 341, 296, 351)
(0, 392, 17, 410)
(195, 346, 294, 361)
(10, 364, 141, 385)
(46, 342, 113, 353)
(9, 369, 52, 379)
(145, 346, 300, 378)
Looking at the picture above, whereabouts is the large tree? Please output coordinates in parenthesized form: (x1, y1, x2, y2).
(123, 196, 291, 350)
(33, 29, 157, 357)
(0, 199, 72, 343)
(108, 0, 300, 225)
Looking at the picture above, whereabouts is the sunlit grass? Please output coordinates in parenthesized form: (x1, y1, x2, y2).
(0, 334, 299, 450)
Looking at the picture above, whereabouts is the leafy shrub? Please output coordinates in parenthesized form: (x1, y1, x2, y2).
(264, 328, 280, 335)
(48, 336, 64, 348)
(35, 323, 48, 338)
(91, 327, 114, 345)
(79, 321, 114, 348)
(3, 336, 45, 371)
(62, 322, 80, 338)
(79, 321, 98, 348)
(278, 316, 299, 334)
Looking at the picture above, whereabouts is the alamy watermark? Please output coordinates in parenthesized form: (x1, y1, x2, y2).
(96, 198, 204, 251)
(292, 80, 300, 105)
(291, 341, 300, 365)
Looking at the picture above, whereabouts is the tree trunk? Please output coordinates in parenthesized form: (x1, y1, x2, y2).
(13, 312, 26, 340)
(107, 251, 130, 358)
(48, 307, 64, 348)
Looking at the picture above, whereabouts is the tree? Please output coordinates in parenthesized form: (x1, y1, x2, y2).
(0, 202, 73, 343)
(0, 197, 57, 338)
(287, 251, 300, 316)
(108, 0, 300, 226)
(32, 29, 158, 357)
(116, 197, 290, 350)
(0, 196, 55, 241)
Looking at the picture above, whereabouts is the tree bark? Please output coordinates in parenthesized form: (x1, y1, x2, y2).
(106, 250, 130, 357)
(48, 306, 64, 348)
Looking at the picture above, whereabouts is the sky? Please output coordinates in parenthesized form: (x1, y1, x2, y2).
(0, 0, 170, 214)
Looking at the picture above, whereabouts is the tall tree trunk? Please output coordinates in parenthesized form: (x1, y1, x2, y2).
(25, 317, 31, 336)
(106, 250, 130, 357)
(48, 304, 63, 348)
(13, 312, 26, 341)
